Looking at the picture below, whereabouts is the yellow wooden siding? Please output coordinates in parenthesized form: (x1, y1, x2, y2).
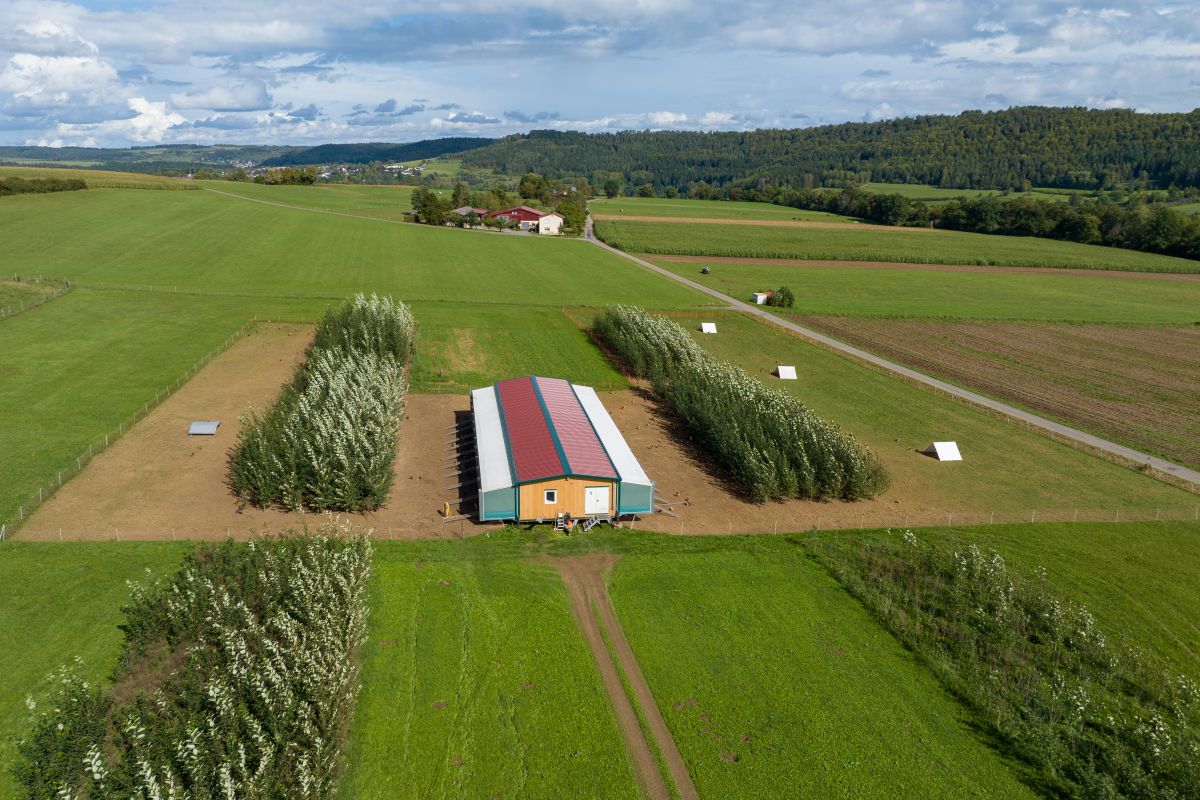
(518, 477, 615, 519)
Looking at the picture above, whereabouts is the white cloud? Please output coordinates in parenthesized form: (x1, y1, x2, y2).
(171, 81, 271, 111)
(646, 110, 687, 126)
(0, 53, 118, 101)
(699, 110, 734, 126)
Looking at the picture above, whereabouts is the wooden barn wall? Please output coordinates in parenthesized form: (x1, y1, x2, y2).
(518, 477, 615, 519)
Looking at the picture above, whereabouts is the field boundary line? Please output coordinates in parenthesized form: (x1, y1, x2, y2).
(0, 275, 72, 321)
(0, 317, 258, 541)
(585, 237, 1200, 488)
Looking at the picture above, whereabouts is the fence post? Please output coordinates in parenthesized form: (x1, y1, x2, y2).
(1115, 510, 1119, 522)
(1031, 510, 1036, 523)
(1155, 508, 1160, 521)
(1073, 509, 1078, 523)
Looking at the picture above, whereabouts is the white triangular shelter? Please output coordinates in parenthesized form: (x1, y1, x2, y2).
(188, 421, 220, 436)
(752, 292, 771, 305)
(699, 322, 718, 333)
(776, 366, 797, 380)
(924, 441, 962, 461)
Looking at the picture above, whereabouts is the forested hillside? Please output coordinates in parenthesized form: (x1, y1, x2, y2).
(260, 137, 489, 166)
(462, 107, 1200, 191)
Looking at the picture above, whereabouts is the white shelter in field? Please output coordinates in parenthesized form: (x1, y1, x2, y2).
(699, 322, 718, 333)
(924, 441, 962, 461)
(752, 291, 773, 305)
(188, 421, 220, 436)
(776, 366, 797, 380)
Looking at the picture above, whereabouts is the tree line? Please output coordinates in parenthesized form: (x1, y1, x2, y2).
(462, 106, 1200, 192)
(411, 172, 589, 231)
(0, 176, 87, 195)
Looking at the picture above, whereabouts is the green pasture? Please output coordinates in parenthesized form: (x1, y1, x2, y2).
(1174, 202, 1200, 215)
(409, 304, 626, 393)
(0, 279, 56, 311)
(609, 543, 1036, 798)
(900, 522, 1200, 680)
(200, 179, 426, 220)
(656, 311, 1191, 511)
(339, 543, 637, 800)
(596, 219, 1199, 272)
(589, 196, 847, 221)
(0, 189, 708, 306)
(0, 541, 190, 800)
(649, 258, 1200, 322)
(860, 182, 1004, 201)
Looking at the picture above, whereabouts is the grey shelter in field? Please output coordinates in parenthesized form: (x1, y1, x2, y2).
(188, 421, 221, 436)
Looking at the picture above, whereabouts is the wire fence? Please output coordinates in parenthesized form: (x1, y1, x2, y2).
(0, 318, 258, 541)
(7, 506, 1200, 543)
(0, 275, 72, 321)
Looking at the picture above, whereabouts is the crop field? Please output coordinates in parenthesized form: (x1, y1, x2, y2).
(0, 164, 194, 189)
(339, 543, 639, 799)
(0, 541, 190, 799)
(648, 255, 1200, 322)
(649, 311, 1192, 512)
(608, 543, 1035, 798)
(595, 218, 1200, 272)
(798, 317, 1200, 469)
(588, 196, 847, 221)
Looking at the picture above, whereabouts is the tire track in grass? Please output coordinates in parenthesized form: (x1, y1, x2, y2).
(554, 555, 699, 800)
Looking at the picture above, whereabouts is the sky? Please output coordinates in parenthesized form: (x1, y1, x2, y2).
(1, 1, 1198, 148)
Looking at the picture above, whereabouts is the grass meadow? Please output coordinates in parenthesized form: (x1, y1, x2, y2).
(596, 219, 1200, 272)
(0, 188, 709, 306)
(655, 311, 1192, 511)
(0, 279, 58, 311)
(0, 541, 191, 800)
(0, 165, 194, 189)
(649, 258, 1200, 322)
(340, 543, 638, 799)
(608, 542, 1037, 798)
(1174, 201, 1200, 215)
(588, 196, 848, 221)
(860, 182, 1005, 201)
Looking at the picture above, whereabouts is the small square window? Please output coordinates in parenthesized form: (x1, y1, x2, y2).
(543, 489, 557, 504)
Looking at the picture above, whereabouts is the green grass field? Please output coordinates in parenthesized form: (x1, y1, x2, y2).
(0, 189, 709, 305)
(589, 196, 849, 221)
(657, 311, 1191, 511)
(609, 541, 1036, 798)
(340, 542, 638, 799)
(860, 182, 1004, 201)
(1173, 201, 1200, 215)
(0, 279, 58, 311)
(596, 219, 1199, 272)
(200, 179, 427, 221)
(0, 541, 190, 800)
(649, 258, 1200, 322)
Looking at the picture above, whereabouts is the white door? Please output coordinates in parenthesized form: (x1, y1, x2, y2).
(584, 486, 610, 515)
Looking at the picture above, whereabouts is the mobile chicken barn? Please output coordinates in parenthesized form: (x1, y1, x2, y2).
(471, 376, 655, 523)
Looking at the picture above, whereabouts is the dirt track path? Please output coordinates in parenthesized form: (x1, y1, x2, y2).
(592, 214, 935, 232)
(554, 555, 699, 800)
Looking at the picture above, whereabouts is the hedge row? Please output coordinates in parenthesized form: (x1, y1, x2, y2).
(593, 306, 889, 501)
(807, 530, 1200, 798)
(18, 531, 373, 800)
(0, 176, 87, 196)
(229, 293, 414, 511)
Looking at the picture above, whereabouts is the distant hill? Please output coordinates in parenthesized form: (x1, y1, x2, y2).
(0, 144, 297, 174)
(460, 107, 1200, 191)
(260, 138, 491, 166)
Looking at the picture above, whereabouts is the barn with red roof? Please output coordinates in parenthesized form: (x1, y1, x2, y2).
(470, 376, 655, 523)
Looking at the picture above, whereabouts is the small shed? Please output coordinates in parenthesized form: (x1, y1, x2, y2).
(776, 366, 797, 380)
(923, 441, 963, 461)
(472, 377, 654, 523)
(699, 322, 718, 334)
(188, 421, 220, 436)
(752, 291, 773, 305)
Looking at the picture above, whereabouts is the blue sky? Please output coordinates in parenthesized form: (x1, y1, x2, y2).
(1, 1, 1198, 147)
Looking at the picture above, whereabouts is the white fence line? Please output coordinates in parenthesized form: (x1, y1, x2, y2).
(0, 318, 258, 541)
(0, 275, 72, 320)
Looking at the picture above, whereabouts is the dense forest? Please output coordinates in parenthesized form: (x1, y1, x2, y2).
(462, 107, 1200, 191)
(260, 138, 490, 166)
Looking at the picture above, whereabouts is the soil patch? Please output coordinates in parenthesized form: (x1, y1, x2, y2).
(650, 253, 1200, 281)
(552, 554, 699, 800)
(592, 215, 937, 233)
(19, 327, 488, 540)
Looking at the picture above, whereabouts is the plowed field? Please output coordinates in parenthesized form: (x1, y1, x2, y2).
(799, 318, 1200, 470)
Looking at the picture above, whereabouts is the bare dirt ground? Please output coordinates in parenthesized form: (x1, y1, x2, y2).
(650, 253, 1200, 281)
(553, 554, 699, 800)
(592, 214, 936, 232)
(800, 317, 1200, 471)
(19, 326, 483, 541)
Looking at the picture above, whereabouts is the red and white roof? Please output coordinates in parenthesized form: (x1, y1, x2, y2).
(473, 376, 655, 491)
